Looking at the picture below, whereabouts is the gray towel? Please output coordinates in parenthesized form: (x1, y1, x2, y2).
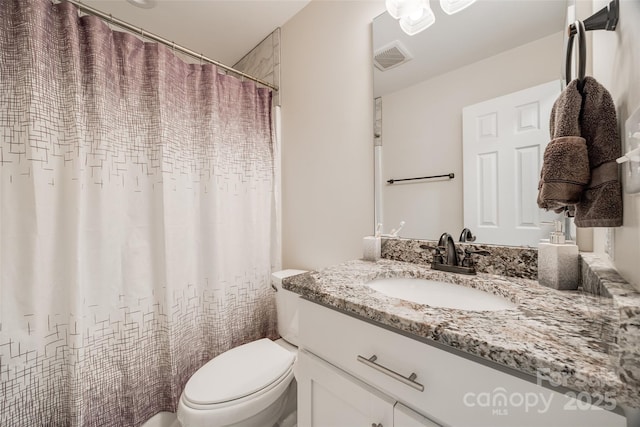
(574, 77, 622, 227)
(537, 136, 590, 210)
(538, 80, 590, 212)
(537, 77, 622, 227)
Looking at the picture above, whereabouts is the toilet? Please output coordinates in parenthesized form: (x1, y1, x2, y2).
(176, 270, 305, 427)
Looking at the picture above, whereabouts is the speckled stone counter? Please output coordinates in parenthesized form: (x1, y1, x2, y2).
(382, 237, 538, 279)
(283, 258, 640, 409)
(580, 253, 640, 395)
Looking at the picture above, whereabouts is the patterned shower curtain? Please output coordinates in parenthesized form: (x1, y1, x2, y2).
(0, 0, 278, 425)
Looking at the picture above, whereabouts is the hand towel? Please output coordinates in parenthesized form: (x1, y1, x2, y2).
(574, 76, 622, 227)
(537, 136, 590, 211)
(537, 79, 590, 211)
(537, 77, 623, 227)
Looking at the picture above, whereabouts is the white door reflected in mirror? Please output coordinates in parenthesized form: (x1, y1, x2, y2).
(462, 80, 564, 247)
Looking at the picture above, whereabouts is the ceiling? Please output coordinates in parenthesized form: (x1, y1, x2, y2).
(83, 0, 311, 66)
(373, 0, 568, 97)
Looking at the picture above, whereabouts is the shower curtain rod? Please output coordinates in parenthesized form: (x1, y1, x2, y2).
(59, 0, 279, 91)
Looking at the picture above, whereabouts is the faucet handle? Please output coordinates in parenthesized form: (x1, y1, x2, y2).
(461, 248, 489, 268)
(419, 244, 447, 252)
(464, 248, 490, 256)
(459, 228, 476, 243)
(421, 244, 445, 264)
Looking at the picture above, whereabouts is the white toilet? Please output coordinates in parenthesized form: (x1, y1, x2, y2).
(176, 270, 305, 427)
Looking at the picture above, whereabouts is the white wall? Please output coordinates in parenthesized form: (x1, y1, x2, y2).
(381, 32, 563, 240)
(590, 0, 640, 290)
(280, 1, 385, 270)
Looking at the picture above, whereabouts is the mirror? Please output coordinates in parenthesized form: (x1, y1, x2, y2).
(373, 0, 569, 246)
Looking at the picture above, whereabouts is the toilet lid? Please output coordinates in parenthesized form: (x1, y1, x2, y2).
(183, 338, 295, 405)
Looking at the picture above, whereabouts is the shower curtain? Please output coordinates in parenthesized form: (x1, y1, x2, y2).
(0, 1, 278, 425)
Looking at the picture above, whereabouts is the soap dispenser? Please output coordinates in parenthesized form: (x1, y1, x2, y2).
(538, 221, 579, 290)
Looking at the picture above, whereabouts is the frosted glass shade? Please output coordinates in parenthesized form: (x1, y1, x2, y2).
(440, 0, 476, 15)
(386, 0, 425, 19)
(399, 1, 436, 35)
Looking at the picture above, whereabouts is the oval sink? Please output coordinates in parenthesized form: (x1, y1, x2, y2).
(367, 278, 516, 311)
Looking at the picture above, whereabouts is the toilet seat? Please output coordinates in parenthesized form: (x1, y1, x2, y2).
(178, 339, 296, 427)
(183, 338, 295, 406)
(180, 338, 296, 423)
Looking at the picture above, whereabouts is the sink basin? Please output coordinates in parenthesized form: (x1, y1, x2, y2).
(367, 278, 516, 311)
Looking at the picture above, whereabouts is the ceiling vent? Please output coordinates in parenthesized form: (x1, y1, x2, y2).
(373, 41, 413, 71)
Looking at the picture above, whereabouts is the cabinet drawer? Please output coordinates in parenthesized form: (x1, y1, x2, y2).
(298, 299, 625, 427)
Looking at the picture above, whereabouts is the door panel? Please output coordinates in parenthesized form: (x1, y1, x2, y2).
(463, 80, 562, 246)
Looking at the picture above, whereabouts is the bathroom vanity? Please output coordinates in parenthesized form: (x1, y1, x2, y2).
(284, 256, 639, 427)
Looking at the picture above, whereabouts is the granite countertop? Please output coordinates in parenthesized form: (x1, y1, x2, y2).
(283, 258, 640, 409)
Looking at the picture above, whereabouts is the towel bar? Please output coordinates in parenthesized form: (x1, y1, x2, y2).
(387, 173, 454, 185)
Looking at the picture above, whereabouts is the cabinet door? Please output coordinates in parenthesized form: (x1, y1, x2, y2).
(297, 349, 394, 427)
(394, 403, 441, 427)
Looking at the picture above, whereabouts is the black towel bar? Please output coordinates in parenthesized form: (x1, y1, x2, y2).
(387, 173, 454, 185)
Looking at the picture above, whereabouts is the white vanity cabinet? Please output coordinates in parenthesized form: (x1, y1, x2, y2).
(297, 298, 626, 427)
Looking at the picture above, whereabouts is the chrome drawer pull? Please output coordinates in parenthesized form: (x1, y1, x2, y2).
(357, 354, 424, 392)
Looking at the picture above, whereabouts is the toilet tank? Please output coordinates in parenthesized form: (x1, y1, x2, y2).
(272, 270, 306, 346)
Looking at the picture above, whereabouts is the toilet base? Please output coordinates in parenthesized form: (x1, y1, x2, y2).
(275, 379, 297, 427)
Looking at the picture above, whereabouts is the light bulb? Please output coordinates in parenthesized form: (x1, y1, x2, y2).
(408, 8, 425, 20)
(440, 0, 476, 15)
(399, 0, 435, 36)
(386, 0, 424, 19)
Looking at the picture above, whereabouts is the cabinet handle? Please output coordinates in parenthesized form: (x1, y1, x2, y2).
(357, 354, 424, 392)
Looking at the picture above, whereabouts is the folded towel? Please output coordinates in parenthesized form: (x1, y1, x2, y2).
(574, 76, 622, 227)
(537, 77, 623, 227)
(537, 136, 590, 211)
(537, 80, 590, 211)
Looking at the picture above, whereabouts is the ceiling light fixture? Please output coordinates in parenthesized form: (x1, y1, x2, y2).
(126, 0, 156, 9)
(386, 0, 476, 36)
(385, 0, 423, 19)
(399, 1, 435, 36)
(439, 0, 476, 15)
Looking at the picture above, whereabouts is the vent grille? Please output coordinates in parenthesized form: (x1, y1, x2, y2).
(373, 41, 412, 71)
